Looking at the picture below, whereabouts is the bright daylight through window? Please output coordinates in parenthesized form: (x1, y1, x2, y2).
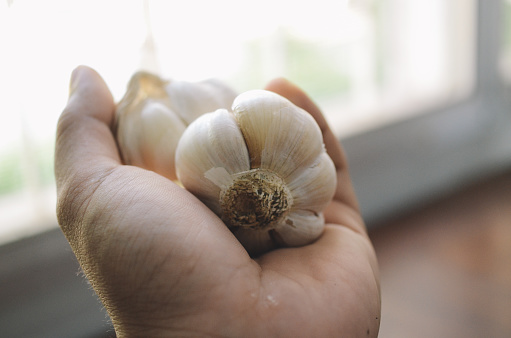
(0, 0, 475, 244)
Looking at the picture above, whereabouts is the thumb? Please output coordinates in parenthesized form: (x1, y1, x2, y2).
(55, 66, 119, 186)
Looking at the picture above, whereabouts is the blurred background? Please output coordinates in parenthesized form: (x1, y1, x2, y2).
(0, 0, 510, 337)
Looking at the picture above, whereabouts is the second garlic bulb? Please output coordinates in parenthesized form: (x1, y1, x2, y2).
(175, 90, 337, 255)
(115, 71, 237, 180)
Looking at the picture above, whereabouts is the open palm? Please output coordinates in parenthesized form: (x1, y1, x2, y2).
(55, 66, 380, 337)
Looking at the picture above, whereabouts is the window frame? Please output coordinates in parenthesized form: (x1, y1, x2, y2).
(345, 0, 511, 225)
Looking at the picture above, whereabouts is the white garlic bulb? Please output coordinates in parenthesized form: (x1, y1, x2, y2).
(175, 90, 337, 255)
(115, 71, 237, 180)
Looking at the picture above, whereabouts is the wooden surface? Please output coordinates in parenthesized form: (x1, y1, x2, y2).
(368, 170, 511, 338)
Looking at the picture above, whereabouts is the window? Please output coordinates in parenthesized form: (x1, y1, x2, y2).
(0, 0, 481, 243)
(2, 0, 511, 336)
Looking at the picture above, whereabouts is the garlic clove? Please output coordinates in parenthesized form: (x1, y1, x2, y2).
(167, 78, 238, 125)
(174, 89, 337, 255)
(116, 72, 170, 114)
(286, 152, 337, 213)
(117, 99, 186, 181)
(116, 71, 183, 180)
(115, 71, 238, 181)
(175, 109, 250, 213)
(275, 210, 325, 247)
(233, 210, 325, 255)
(232, 90, 324, 179)
(139, 101, 187, 180)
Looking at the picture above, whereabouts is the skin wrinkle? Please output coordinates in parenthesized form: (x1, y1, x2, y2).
(115, 253, 205, 325)
(101, 186, 180, 263)
(76, 168, 120, 245)
(124, 240, 254, 334)
(56, 112, 118, 164)
(89, 237, 173, 324)
(55, 108, 120, 245)
(103, 181, 246, 326)
(62, 169, 181, 318)
(123, 260, 258, 336)
(56, 166, 116, 254)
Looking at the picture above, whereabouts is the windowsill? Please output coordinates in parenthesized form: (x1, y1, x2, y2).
(323, 87, 473, 139)
(343, 86, 511, 225)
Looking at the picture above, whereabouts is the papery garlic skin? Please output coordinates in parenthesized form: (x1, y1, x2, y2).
(174, 109, 250, 213)
(115, 71, 237, 180)
(175, 90, 337, 255)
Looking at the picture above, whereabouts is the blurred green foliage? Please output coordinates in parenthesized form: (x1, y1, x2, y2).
(285, 37, 351, 100)
(0, 149, 23, 194)
(0, 141, 55, 195)
(232, 31, 352, 100)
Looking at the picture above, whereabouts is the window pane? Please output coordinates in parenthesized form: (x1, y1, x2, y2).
(147, 0, 475, 136)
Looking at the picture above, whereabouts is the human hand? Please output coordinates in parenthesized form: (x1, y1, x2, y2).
(55, 66, 381, 337)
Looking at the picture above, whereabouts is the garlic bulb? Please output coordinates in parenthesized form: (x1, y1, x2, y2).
(175, 90, 337, 255)
(115, 71, 237, 180)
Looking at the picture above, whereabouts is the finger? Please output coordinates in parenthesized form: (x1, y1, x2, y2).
(264, 78, 361, 214)
(55, 66, 121, 241)
(55, 66, 119, 187)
